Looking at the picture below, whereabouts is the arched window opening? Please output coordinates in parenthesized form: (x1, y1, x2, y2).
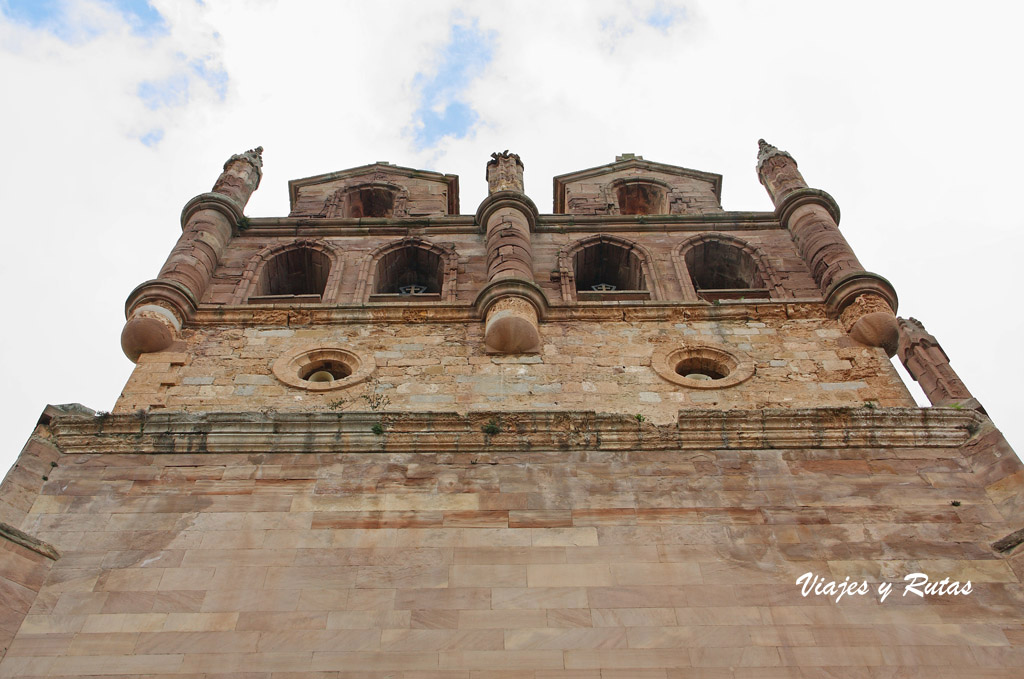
(684, 240, 769, 302)
(375, 246, 443, 296)
(255, 247, 330, 300)
(347, 186, 395, 218)
(574, 241, 646, 294)
(616, 181, 667, 215)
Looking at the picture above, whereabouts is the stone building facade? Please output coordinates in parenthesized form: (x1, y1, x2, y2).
(1, 142, 1022, 677)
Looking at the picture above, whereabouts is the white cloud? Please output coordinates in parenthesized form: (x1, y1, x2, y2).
(1, 0, 1022, 472)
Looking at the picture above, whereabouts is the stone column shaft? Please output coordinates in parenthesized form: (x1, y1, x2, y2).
(486, 208, 534, 282)
(787, 203, 864, 292)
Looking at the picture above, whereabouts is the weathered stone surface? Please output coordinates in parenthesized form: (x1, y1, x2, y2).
(3, 148, 1022, 676)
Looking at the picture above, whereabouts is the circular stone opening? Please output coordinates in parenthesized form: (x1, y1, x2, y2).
(272, 346, 374, 392)
(300, 360, 352, 383)
(651, 343, 754, 390)
(674, 357, 728, 381)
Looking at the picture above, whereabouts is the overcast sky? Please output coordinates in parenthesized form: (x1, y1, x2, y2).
(1, 0, 1022, 474)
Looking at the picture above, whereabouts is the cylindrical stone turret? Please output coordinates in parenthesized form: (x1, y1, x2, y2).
(757, 139, 900, 356)
(897, 317, 982, 410)
(477, 151, 542, 354)
(120, 147, 263, 362)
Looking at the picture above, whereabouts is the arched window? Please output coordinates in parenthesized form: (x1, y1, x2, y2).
(375, 246, 442, 295)
(574, 241, 645, 292)
(557, 235, 661, 302)
(613, 179, 668, 215)
(257, 247, 330, 298)
(356, 238, 458, 303)
(235, 240, 342, 304)
(346, 186, 396, 218)
(675, 235, 777, 302)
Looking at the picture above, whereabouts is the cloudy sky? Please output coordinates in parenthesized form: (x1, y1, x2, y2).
(1, 0, 1022, 474)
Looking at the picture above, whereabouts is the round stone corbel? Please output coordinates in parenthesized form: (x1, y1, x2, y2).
(474, 280, 548, 355)
(120, 303, 183, 362)
(120, 279, 196, 362)
(824, 271, 900, 355)
(840, 294, 901, 357)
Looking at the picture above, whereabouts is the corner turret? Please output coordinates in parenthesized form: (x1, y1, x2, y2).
(757, 139, 900, 356)
(120, 147, 263, 361)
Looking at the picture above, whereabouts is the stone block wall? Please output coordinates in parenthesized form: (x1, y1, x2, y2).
(113, 314, 916, 416)
(0, 408, 1022, 676)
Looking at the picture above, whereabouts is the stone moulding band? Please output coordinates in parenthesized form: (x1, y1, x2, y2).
(475, 190, 540, 232)
(49, 407, 980, 455)
(825, 271, 900, 316)
(179, 192, 245, 231)
(124, 278, 198, 318)
(774, 187, 841, 226)
(473, 278, 550, 321)
(187, 299, 831, 326)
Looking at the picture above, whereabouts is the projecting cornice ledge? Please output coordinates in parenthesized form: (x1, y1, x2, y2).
(50, 407, 979, 455)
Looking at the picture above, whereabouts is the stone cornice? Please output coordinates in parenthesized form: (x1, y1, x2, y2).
(232, 211, 782, 238)
(50, 407, 978, 455)
(187, 300, 828, 326)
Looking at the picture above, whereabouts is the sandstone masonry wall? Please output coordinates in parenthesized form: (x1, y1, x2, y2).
(1, 409, 1022, 676)
(114, 316, 915, 417)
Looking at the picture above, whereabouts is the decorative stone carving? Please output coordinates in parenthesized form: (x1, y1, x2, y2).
(486, 150, 524, 194)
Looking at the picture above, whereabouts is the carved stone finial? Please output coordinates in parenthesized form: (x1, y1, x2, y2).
(225, 146, 264, 178)
(486, 150, 524, 194)
(213, 146, 264, 204)
(756, 138, 795, 171)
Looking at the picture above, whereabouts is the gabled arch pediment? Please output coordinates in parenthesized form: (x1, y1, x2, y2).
(553, 155, 723, 216)
(288, 163, 459, 218)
